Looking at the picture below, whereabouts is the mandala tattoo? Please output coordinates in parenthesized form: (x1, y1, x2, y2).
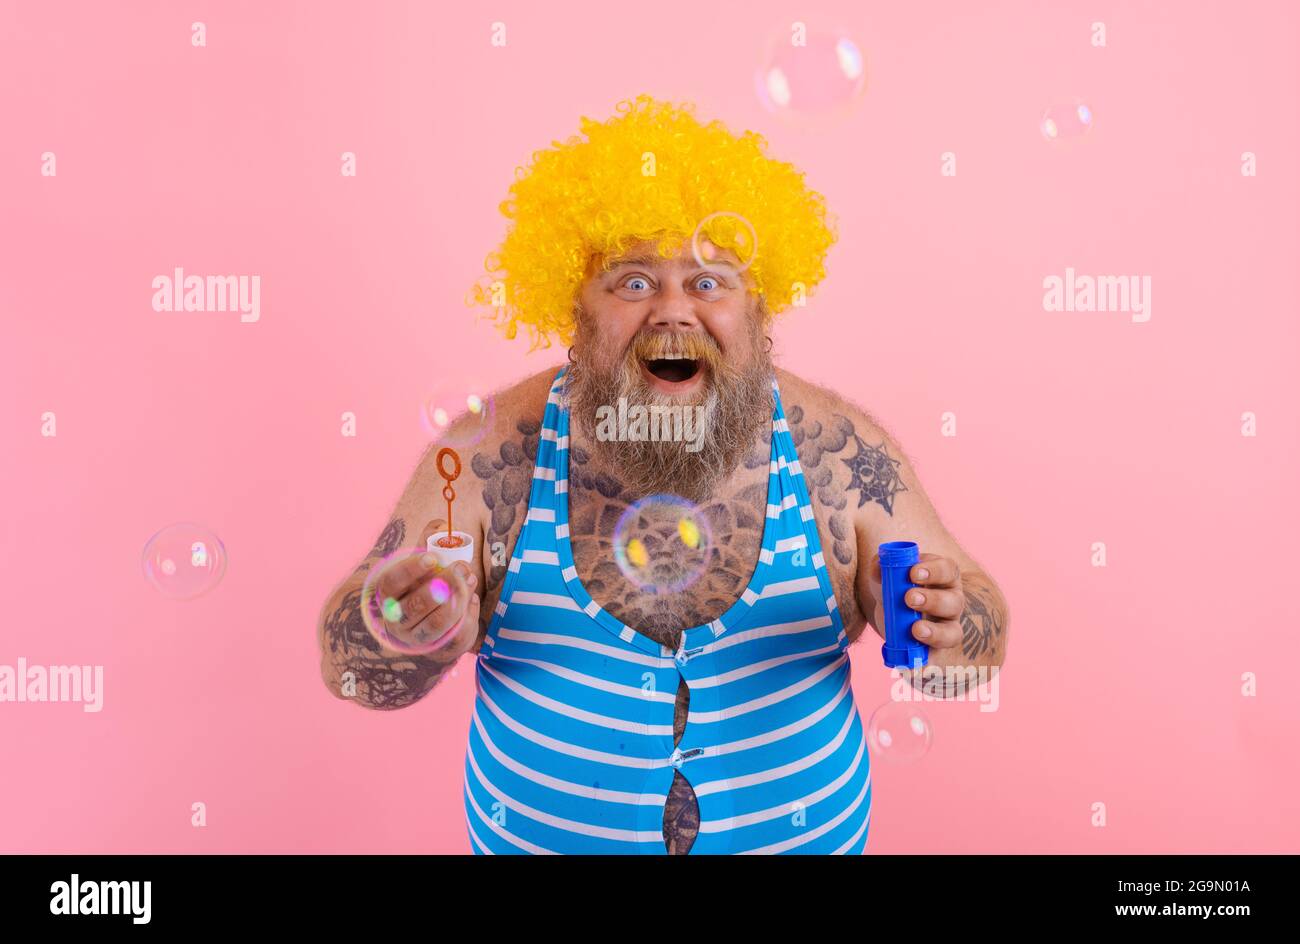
(842, 434, 907, 515)
(566, 440, 767, 646)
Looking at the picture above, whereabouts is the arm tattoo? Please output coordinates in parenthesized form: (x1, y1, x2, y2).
(321, 584, 451, 710)
(764, 405, 863, 622)
(782, 404, 899, 569)
(960, 581, 1005, 662)
(469, 417, 542, 648)
(774, 403, 857, 566)
(842, 434, 907, 515)
(783, 403, 910, 644)
(471, 418, 539, 603)
(352, 517, 406, 573)
(907, 578, 1007, 696)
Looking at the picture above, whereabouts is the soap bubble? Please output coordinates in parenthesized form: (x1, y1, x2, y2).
(1040, 101, 1093, 140)
(612, 494, 714, 594)
(691, 212, 759, 274)
(420, 385, 495, 448)
(359, 547, 464, 655)
(142, 523, 227, 600)
(866, 701, 933, 764)
(755, 27, 867, 119)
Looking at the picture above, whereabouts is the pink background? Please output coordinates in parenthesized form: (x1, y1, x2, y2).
(2, 0, 1297, 853)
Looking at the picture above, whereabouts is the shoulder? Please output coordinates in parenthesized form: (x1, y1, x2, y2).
(416, 364, 562, 513)
(489, 364, 564, 434)
(473, 363, 562, 478)
(775, 368, 979, 577)
(773, 368, 912, 483)
(773, 366, 919, 545)
(436, 364, 559, 457)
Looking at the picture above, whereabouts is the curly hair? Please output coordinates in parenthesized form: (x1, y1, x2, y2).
(467, 94, 837, 348)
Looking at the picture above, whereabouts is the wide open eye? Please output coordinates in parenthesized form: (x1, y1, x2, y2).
(622, 275, 651, 292)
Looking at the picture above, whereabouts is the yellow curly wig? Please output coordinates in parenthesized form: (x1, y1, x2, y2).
(467, 94, 837, 348)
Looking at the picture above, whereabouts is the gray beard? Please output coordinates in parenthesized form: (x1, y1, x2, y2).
(565, 333, 774, 505)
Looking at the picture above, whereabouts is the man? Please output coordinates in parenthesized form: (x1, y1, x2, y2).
(317, 95, 1009, 854)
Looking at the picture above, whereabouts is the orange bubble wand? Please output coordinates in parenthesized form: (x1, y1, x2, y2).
(436, 447, 462, 547)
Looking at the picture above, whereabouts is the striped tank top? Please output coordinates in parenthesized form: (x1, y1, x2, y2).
(463, 369, 872, 854)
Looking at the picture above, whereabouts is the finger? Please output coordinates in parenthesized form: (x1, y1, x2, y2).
(904, 586, 964, 621)
(385, 570, 453, 633)
(410, 576, 482, 655)
(437, 563, 475, 631)
(417, 590, 484, 660)
(910, 555, 960, 588)
(375, 549, 443, 600)
(396, 563, 477, 640)
(912, 618, 962, 649)
(429, 561, 474, 619)
(445, 590, 483, 653)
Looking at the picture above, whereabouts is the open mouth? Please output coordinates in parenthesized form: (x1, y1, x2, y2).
(642, 356, 702, 384)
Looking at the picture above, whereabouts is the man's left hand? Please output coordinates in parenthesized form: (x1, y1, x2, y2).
(866, 552, 965, 652)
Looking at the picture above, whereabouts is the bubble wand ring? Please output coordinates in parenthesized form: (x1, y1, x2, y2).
(436, 448, 462, 546)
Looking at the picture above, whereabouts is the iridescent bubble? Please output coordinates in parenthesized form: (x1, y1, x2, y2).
(612, 494, 714, 594)
(755, 27, 867, 118)
(866, 701, 933, 764)
(420, 386, 495, 448)
(1040, 101, 1093, 140)
(142, 523, 227, 600)
(359, 547, 464, 656)
(691, 212, 758, 274)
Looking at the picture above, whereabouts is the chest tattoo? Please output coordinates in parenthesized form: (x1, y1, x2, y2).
(566, 442, 769, 650)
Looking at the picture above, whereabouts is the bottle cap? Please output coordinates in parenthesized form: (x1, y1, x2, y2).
(879, 541, 919, 566)
(882, 641, 929, 669)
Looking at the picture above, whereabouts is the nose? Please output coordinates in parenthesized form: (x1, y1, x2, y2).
(647, 284, 700, 331)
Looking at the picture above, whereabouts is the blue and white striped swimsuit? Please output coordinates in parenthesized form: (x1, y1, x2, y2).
(463, 369, 871, 854)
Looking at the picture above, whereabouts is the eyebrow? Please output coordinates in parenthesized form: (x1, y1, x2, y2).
(603, 252, 740, 273)
(603, 253, 661, 271)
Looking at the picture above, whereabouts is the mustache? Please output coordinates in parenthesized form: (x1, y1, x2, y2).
(628, 331, 722, 367)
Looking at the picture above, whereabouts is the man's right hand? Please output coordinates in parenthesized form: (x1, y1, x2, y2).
(370, 519, 481, 657)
